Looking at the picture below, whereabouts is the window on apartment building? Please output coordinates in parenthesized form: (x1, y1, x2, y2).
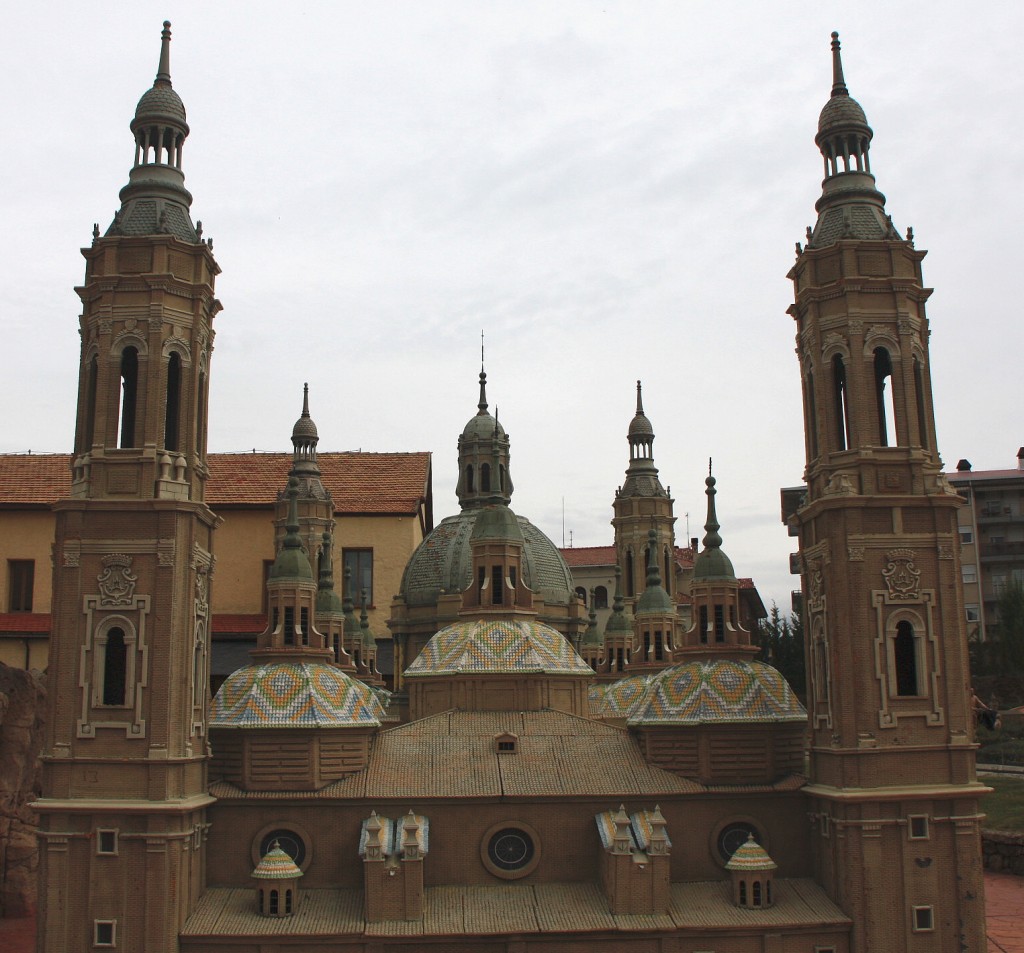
(8, 560, 34, 612)
(962, 564, 977, 585)
(965, 606, 981, 624)
(912, 906, 934, 932)
(959, 528, 973, 544)
(343, 549, 373, 606)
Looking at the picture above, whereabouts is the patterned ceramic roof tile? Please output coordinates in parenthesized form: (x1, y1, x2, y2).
(591, 674, 655, 720)
(404, 618, 592, 677)
(628, 660, 807, 727)
(725, 834, 777, 871)
(251, 843, 303, 880)
(210, 661, 384, 728)
(0, 452, 430, 515)
(184, 879, 848, 938)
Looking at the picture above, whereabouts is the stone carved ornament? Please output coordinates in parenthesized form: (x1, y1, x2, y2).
(882, 549, 921, 599)
(97, 553, 138, 606)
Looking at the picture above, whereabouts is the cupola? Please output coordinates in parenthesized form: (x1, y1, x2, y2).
(456, 361, 513, 510)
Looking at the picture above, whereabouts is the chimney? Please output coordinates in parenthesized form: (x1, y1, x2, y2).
(956, 459, 972, 472)
(1017, 447, 1024, 470)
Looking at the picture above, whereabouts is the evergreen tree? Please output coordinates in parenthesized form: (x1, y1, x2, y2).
(757, 603, 806, 701)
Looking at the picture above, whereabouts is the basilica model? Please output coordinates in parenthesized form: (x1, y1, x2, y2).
(34, 23, 987, 953)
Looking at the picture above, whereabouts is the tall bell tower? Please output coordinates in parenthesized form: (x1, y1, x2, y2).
(37, 23, 221, 953)
(787, 33, 986, 952)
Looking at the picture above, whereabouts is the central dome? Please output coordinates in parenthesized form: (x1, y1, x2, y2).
(399, 510, 574, 608)
(405, 618, 591, 677)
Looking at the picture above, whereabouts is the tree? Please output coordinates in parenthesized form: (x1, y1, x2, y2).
(994, 578, 1024, 675)
(757, 603, 806, 702)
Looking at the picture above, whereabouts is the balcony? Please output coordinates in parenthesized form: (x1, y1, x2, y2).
(979, 540, 1024, 562)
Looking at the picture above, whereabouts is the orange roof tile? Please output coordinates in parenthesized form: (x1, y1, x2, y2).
(212, 614, 266, 636)
(559, 546, 616, 568)
(0, 613, 51, 633)
(0, 452, 430, 515)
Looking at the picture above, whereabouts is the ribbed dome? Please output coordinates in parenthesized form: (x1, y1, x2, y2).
(135, 84, 187, 124)
(210, 661, 384, 728)
(252, 842, 304, 880)
(817, 94, 868, 134)
(270, 544, 314, 582)
(404, 618, 592, 677)
(627, 659, 806, 726)
(399, 510, 574, 608)
(462, 411, 505, 440)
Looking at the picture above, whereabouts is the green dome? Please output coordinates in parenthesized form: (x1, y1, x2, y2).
(471, 504, 524, 543)
(271, 546, 314, 582)
(627, 659, 806, 727)
(399, 511, 573, 608)
(692, 547, 736, 581)
(636, 584, 674, 614)
(210, 661, 384, 728)
(404, 618, 591, 677)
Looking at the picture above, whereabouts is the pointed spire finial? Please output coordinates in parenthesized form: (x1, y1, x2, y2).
(830, 31, 848, 97)
(302, 382, 310, 418)
(635, 380, 645, 416)
(156, 21, 173, 86)
(702, 464, 723, 550)
(477, 365, 488, 415)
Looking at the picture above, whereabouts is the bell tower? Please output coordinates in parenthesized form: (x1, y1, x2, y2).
(787, 33, 986, 952)
(612, 381, 676, 603)
(37, 23, 221, 953)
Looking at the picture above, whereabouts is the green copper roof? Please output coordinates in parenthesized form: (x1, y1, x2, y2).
(692, 471, 736, 581)
(471, 503, 524, 543)
(270, 478, 314, 582)
(604, 567, 634, 634)
(636, 529, 674, 614)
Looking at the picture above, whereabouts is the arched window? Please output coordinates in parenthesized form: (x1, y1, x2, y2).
(806, 371, 818, 460)
(575, 587, 587, 606)
(594, 586, 608, 609)
(874, 347, 896, 446)
(625, 551, 635, 597)
(752, 880, 762, 906)
(465, 464, 474, 492)
(83, 355, 98, 451)
(832, 354, 851, 451)
(103, 627, 128, 705)
(914, 359, 929, 449)
(480, 463, 491, 492)
(285, 889, 293, 914)
(118, 347, 139, 448)
(192, 629, 205, 709)
(165, 352, 182, 451)
(269, 890, 279, 916)
(492, 566, 504, 606)
(895, 620, 918, 696)
(739, 880, 747, 905)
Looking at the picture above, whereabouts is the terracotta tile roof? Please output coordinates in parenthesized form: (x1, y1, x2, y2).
(559, 546, 616, 568)
(0, 452, 431, 515)
(183, 879, 849, 938)
(212, 614, 266, 636)
(0, 613, 51, 634)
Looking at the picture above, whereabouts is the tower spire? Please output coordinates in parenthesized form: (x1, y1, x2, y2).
(156, 20, 173, 85)
(702, 461, 722, 550)
(829, 31, 847, 96)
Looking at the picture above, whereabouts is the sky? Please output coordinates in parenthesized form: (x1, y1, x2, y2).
(2, 3, 1021, 613)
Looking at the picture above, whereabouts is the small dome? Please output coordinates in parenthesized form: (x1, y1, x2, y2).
(692, 547, 736, 581)
(817, 94, 868, 135)
(627, 659, 806, 726)
(628, 412, 654, 438)
(725, 834, 777, 871)
(270, 545, 314, 582)
(292, 414, 318, 442)
(399, 510, 574, 608)
(636, 583, 675, 615)
(211, 661, 384, 728)
(252, 842, 304, 880)
(134, 84, 187, 125)
(471, 504, 523, 542)
(404, 618, 592, 677)
(462, 411, 506, 441)
(591, 673, 654, 720)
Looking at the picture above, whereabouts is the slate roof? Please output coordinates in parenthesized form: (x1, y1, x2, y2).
(0, 452, 430, 515)
(210, 710, 703, 801)
(183, 879, 849, 938)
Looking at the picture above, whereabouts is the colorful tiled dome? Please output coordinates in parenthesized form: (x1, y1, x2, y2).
(627, 659, 806, 726)
(725, 834, 777, 871)
(591, 673, 655, 720)
(211, 662, 384, 728)
(252, 842, 304, 880)
(404, 618, 592, 677)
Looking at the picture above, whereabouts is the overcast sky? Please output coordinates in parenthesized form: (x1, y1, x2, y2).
(2, 3, 1021, 613)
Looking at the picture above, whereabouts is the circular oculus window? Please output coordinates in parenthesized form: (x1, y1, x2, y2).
(251, 823, 313, 871)
(716, 821, 763, 864)
(480, 821, 541, 880)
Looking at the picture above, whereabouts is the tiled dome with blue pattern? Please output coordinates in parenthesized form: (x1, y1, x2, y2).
(627, 659, 806, 727)
(590, 673, 655, 720)
(211, 661, 384, 728)
(404, 618, 592, 677)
